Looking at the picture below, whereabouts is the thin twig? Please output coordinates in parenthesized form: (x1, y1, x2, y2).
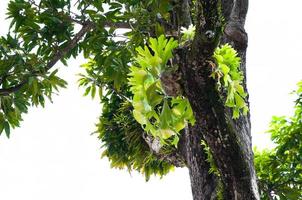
(85, 77, 131, 102)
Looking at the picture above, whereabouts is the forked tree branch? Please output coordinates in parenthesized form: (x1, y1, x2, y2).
(142, 132, 186, 167)
(0, 21, 95, 96)
(0, 18, 133, 97)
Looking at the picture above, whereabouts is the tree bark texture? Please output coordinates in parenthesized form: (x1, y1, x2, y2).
(177, 0, 260, 199)
(178, 125, 218, 200)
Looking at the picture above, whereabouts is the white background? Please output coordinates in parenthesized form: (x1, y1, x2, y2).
(0, 0, 301, 199)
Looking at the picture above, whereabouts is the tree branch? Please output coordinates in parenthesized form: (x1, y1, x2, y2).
(142, 132, 186, 167)
(104, 21, 131, 29)
(0, 21, 94, 96)
(85, 77, 132, 102)
(47, 21, 94, 70)
(221, 0, 249, 49)
(179, 0, 192, 27)
(192, 0, 223, 59)
(0, 81, 27, 96)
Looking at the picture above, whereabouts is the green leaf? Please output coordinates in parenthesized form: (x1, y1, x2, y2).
(220, 64, 230, 75)
(158, 129, 176, 140)
(0, 122, 4, 135)
(146, 81, 163, 107)
(133, 110, 147, 125)
(232, 108, 240, 119)
(98, 87, 103, 100)
(171, 136, 179, 147)
(84, 86, 91, 96)
(4, 121, 10, 138)
(91, 85, 96, 99)
(128, 66, 148, 85)
(174, 120, 185, 132)
(234, 93, 245, 108)
(159, 100, 172, 129)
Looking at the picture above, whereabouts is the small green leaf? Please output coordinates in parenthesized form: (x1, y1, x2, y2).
(0, 122, 4, 135)
(146, 81, 163, 107)
(133, 110, 147, 125)
(159, 100, 172, 129)
(98, 87, 103, 99)
(4, 121, 10, 138)
(220, 64, 230, 75)
(84, 86, 91, 96)
(234, 93, 245, 108)
(232, 108, 240, 119)
(91, 85, 96, 99)
(158, 129, 175, 139)
(172, 136, 179, 147)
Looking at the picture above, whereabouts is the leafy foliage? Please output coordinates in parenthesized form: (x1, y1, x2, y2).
(74, 1, 180, 180)
(128, 35, 195, 146)
(255, 81, 302, 200)
(0, 0, 77, 137)
(96, 91, 173, 181)
(0, 0, 179, 179)
(0, 0, 251, 185)
(180, 25, 248, 119)
(212, 44, 249, 118)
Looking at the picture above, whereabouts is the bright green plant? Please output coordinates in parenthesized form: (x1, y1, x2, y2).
(0, 1, 256, 193)
(255, 81, 302, 200)
(180, 24, 196, 44)
(180, 25, 248, 119)
(96, 94, 174, 181)
(212, 44, 249, 118)
(128, 35, 195, 146)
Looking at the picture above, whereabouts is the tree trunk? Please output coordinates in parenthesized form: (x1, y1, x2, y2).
(177, 0, 260, 199)
(179, 125, 218, 200)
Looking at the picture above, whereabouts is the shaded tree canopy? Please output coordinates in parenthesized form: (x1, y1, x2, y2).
(2, 0, 300, 200)
(0, 0, 255, 199)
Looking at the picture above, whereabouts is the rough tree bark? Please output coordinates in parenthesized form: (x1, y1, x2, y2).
(176, 0, 260, 199)
(180, 125, 218, 200)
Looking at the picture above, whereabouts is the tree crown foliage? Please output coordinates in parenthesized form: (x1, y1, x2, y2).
(255, 81, 302, 200)
(0, 0, 248, 179)
(1, 1, 301, 199)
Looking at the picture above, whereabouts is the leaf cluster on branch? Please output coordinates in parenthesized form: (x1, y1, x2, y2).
(2, 1, 300, 199)
(255, 81, 302, 200)
(0, 0, 249, 182)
